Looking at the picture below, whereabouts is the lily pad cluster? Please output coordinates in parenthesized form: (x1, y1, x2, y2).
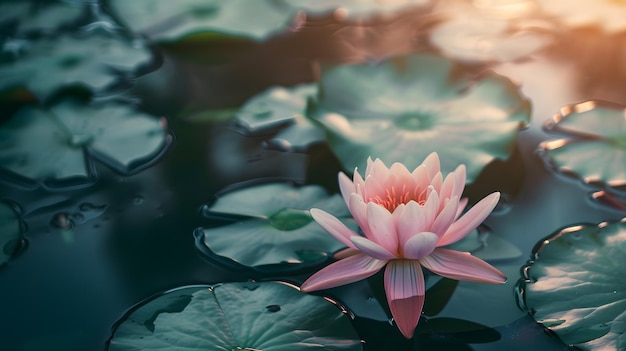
(0, 1, 171, 189)
(519, 220, 626, 350)
(108, 281, 362, 351)
(0, 99, 170, 188)
(195, 182, 355, 274)
(105, 0, 433, 43)
(0, 1, 85, 38)
(538, 100, 626, 207)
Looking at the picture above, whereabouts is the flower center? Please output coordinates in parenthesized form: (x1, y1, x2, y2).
(368, 185, 430, 212)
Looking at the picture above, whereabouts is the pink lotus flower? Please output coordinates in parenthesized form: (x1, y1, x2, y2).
(300, 152, 506, 339)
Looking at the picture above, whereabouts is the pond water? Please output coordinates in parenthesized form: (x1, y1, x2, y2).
(1, 1, 626, 350)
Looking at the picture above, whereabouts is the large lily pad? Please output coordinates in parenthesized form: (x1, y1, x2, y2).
(0, 32, 153, 101)
(539, 100, 626, 188)
(105, 0, 301, 43)
(429, 16, 552, 63)
(0, 99, 170, 188)
(195, 183, 353, 273)
(108, 282, 362, 351)
(0, 201, 22, 266)
(519, 220, 626, 349)
(308, 53, 531, 181)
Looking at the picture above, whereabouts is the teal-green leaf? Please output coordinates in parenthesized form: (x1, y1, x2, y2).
(108, 282, 362, 351)
(520, 220, 626, 349)
(0, 32, 153, 101)
(0, 99, 169, 187)
(308, 53, 530, 182)
(0, 202, 22, 266)
(286, 0, 432, 19)
(234, 84, 324, 151)
(106, 0, 299, 43)
(197, 183, 353, 272)
(540, 101, 626, 187)
(0, 2, 84, 37)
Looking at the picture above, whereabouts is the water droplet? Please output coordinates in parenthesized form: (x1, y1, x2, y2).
(133, 196, 144, 205)
(265, 305, 281, 312)
(50, 213, 74, 230)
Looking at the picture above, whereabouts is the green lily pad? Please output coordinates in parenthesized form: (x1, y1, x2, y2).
(519, 220, 626, 349)
(0, 32, 153, 101)
(195, 183, 353, 273)
(0, 201, 22, 266)
(106, 0, 301, 43)
(308, 53, 530, 182)
(108, 282, 362, 351)
(539, 100, 626, 188)
(0, 2, 84, 37)
(0, 99, 170, 188)
(233, 84, 324, 151)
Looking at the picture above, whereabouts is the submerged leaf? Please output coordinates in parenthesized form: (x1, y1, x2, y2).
(445, 227, 522, 261)
(0, 32, 153, 101)
(0, 99, 170, 188)
(108, 282, 362, 351)
(520, 220, 626, 349)
(196, 183, 353, 273)
(308, 53, 530, 182)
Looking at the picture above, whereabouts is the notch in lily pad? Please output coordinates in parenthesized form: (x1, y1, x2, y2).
(195, 182, 355, 274)
(518, 219, 626, 350)
(107, 281, 362, 351)
(0, 97, 172, 189)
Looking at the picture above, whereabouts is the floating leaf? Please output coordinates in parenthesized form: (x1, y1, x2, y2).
(539, 100, 626, 188)
(108, 282, 362, 351)
(233, 84, 324, 151)
(430, 16, 552, 63)
(0, 201, 22, 266)
(0, 2, 84, 37)
(536, 0, 626, 34)
(106, 0, 301, 43)
(0, 32, 153, 101)
(288, 0, 432, 19)
(0, 99, 170, 188)
(196, 183, 353, 273)
(308, 53, 530, 182)
(519, 220, 626, 350)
